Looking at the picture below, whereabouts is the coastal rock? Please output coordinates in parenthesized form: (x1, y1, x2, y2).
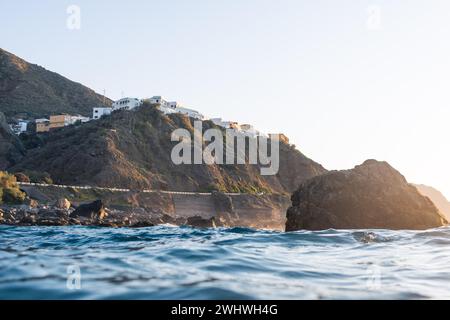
(212, 191, 235, 214)
(36, 208, 69, 226)
(186, 216, 217, 228)
(56, 198, 71, 210)
(24, 198, 39, 208)
(70, 200, 107, 221)
(286, 160, 448, 231)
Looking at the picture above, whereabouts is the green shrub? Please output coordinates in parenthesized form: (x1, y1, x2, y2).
(0, 171, 26, 204)
(3, 188, 26, 204)
(23, 171, 53, 184)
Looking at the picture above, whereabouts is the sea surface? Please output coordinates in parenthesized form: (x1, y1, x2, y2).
(1, 224, 450, 299)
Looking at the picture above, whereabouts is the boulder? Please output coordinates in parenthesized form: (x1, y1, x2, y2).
(56, 198, 71, 210)
(70, 200, 107, 221)
(286, 160, 448, 231)
(212, 191, 235, 214)
(186, 215, 217, 228)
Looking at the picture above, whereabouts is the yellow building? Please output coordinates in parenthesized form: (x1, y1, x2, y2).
(49, 114, 71, 130)
(35, 119, 50, 133)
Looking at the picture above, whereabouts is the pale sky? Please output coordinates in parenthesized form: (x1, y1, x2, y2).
(1, 0, 449, 198)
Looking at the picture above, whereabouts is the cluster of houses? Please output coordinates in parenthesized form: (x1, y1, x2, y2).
(35, 114, 90, 133)
(9, 114, 90, 134)
(8, 95, 288, 143)
(93, 96, 205, 121)
(93, 96, 284, 140)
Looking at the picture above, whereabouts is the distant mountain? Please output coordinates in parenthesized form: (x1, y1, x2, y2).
(414, 184, 450, 220)
(0, 48, 111, 119)
(10, 104, 327, 194)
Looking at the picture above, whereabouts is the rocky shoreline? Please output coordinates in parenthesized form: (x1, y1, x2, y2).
(0, 197, 273, 229)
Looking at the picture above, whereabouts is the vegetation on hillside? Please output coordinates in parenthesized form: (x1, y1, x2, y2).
(0, 171, 26, 204)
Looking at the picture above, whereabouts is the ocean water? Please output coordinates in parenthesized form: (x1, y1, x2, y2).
(1, 224, 450, 300)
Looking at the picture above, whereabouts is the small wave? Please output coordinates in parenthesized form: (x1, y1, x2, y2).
(1, 225, 450, 299)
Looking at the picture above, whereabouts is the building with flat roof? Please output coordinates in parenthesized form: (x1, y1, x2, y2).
(93, 107, 112, 120)
(35, 118, 50, 133)
(112, 97, 142, 111)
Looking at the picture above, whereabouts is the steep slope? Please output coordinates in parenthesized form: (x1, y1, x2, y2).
(11, 105, 326, 194)
(286, 160, 448, 231)
(0, 48, 111, 119)
(0, 112, 25, 169)
(414, 184, 450, 220)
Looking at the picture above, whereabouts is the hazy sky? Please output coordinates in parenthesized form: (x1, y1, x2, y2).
(1, 0, 450, 198)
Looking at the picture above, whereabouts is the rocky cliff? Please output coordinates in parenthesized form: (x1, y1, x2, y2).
(286, 160, 448, 231)
(0, 48, 111, 119)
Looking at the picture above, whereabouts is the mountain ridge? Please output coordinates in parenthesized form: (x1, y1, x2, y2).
(0, 48, 111, 119)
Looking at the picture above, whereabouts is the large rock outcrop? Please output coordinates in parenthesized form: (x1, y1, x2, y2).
(286, 160, 448, 231)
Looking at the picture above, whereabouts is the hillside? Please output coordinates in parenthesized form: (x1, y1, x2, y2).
(0, 48, 111, 119)
(415, 184, 450, 220)
(0, 112, 25, 169)
(10, 104, 326, 194)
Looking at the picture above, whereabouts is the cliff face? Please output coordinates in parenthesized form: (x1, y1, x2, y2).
(286, 160, 448, 231)
(0, 48, 111, 119)
(0, 112, 25, 170)
(11, 105, 326, 194)
(415, 184, 450, 220)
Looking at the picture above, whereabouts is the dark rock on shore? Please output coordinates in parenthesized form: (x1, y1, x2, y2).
(286, 160, 448, 231)
(70, 200, 107, 221)
(212, 191, 235, 214)
(186, 216, 217, 228)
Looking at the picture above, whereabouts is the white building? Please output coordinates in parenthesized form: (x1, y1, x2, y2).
(149, 96, 205, 120)
(68, 115, 90, 124)
(210, 118, 238, 129)
(148, 96, 169, 107)
(112, 97, 142, 111)
(9, 120, 28, 135)
(239, 124, 260, 137)
(176, 106, 205, 120)
(93, 107, 112, 120)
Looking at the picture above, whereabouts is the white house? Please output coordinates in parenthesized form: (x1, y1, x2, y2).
(148, 96, 169, 107)
(9, 120, 28, 135)
(149, 96, 204, 120)
(176, 106, 205, 120)
(112, 97, 142, 111)
(210, 118, 238, 129)
(93, 107, 112, 120)
(239, 124, 260, 137)
(68, 115, 90, 124)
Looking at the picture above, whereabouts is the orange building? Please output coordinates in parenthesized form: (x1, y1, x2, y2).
(49, 114, 71, 130)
